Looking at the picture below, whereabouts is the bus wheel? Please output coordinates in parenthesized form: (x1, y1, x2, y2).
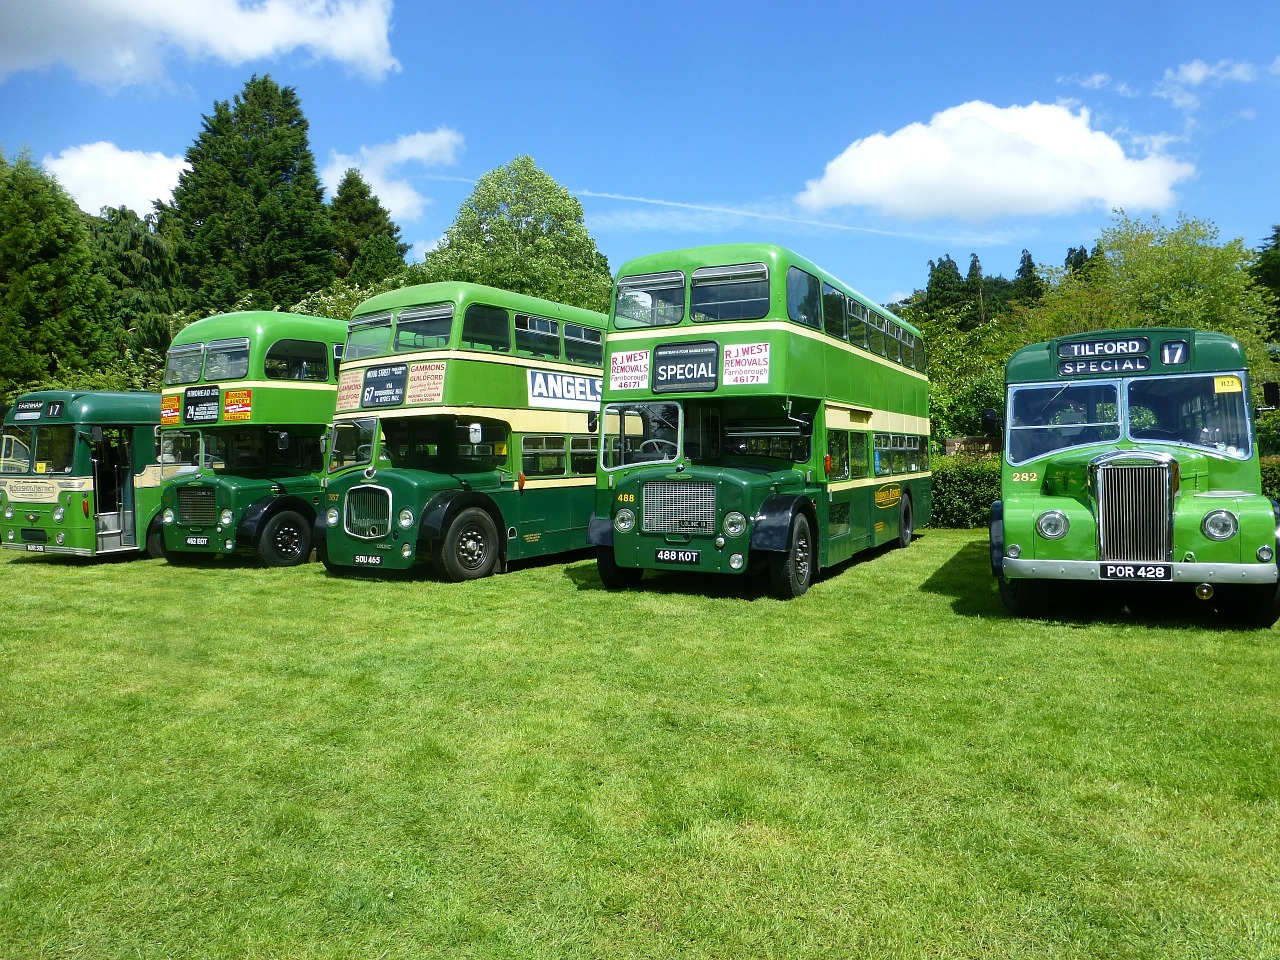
(257, 510, 312, 567)
(997, 574, 1046, 616)
(1225, 582, 1280, 628)
(596, 547, 642, 590)
(896, 497, 914, 548)
(145, 522, 165, 559)
(438, 507, 498, 581)
(770, 512, 813, 600)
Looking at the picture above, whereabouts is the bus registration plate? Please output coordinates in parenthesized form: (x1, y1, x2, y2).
(655, 548, 699, 565)
(1100, 563, 1171, 581)
(185, 536, 210, 546)
(25, 544, 44, 552)
(354, 554, 383, 566)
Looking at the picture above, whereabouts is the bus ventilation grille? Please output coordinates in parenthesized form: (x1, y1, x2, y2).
(642, 481, 716, 534)
(1095, 461, 1173, 563)
(177, 486, 218, 524)
(345, 485, 392, 539)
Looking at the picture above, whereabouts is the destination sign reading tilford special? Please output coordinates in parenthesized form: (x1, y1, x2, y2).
(1057, 336, 1152, 376)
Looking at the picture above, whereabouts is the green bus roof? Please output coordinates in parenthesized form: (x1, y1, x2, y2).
(4, 390, 161, 427)
(613, 242, 920, 338)
(169, 311, 348, 350)
(352, 282, 607, 330)
(1006, 328, 1246, 383)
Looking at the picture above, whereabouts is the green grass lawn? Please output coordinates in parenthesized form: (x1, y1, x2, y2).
(1, 530, 1277, 959)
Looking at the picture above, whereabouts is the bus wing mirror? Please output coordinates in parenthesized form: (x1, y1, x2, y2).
(587, 412, 598, 434)
(89, 426, 104, 445)
(1263, 382, 1279, 411)
(981, 408, 1002, 436)
(469, 423, 483, 444)
(276, 431, 290, 450)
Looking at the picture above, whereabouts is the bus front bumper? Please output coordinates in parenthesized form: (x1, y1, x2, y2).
(1002, 557, 1278, 584)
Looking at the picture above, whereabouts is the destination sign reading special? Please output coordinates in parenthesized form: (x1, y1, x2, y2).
(1057, 336, 1151, 376)
(652, 341, 718, 393)
(527, 369, 602, 412)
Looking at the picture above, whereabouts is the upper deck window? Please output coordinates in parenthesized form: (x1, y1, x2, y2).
(786, 268, 821, 329)
(346, 312, 393, 360)
(461, 304, 511, 352)
(615, 271, 685, 329)
(265, 339, 330, 381)
(165, 343, 204, 385)
(395, 304, 454, 352)
(564, 323, 603, 365)
(203, 338, 249, 381)
(691, 263, 769, 322)
(515, 314, 560, 358)
(821, 283, 846, 340)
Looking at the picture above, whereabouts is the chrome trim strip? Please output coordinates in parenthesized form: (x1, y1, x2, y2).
(1002, 557, 1278, 584)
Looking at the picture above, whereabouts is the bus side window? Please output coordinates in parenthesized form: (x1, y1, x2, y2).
(787, 267, 822, 329)
(462, 304, 512, 352)
(570, 436, 596, 474)
(522, 435, 566, 476)
(515, 314, 560, 359)
(822, 283, 846, 340)
(827, 429, 850, 480)
(846, 298, 868, 349)
(564, 324, 603, 366)
(849, 433, 869, 478)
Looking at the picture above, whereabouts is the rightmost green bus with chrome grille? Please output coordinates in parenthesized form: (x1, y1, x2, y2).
(988, 327, 1280, 625)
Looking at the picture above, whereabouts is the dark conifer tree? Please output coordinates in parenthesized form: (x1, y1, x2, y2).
(1010, 249, 1044, 303)
(160, 74, 335, 312)
(88, 206, 183, 351)
(330, 168, 407, 279)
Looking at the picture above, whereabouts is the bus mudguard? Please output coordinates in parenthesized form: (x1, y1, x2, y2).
(750, 494, 816, 554)
(989, 501, 1004, 578)
(586, 514, 613, 547)
(418, 489, 503, 544)
(238, 494, 316, 542)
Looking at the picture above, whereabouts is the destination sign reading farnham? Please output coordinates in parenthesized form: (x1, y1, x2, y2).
(1057, 336, 1151, 376)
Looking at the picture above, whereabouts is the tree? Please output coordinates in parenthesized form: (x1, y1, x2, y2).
(1010, 249, 1043, 303)
(0, 151, 119, 399)
(330, 168, 407, 279)
(348, 233, 404, 287)
(159, 74, 335, 312)
(1250, 225, 1280, 325)
(87, 205, 184, 352)
(423, 155, 612, 312)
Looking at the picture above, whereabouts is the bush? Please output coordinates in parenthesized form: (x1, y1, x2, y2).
(1262, 456, 1280, 501)
(930, 454, 1001, 528)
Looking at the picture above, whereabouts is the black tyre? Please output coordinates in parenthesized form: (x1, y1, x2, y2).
(997, 573, 1047, 616)
(256, 510, 312, 567)
(769, 512, 814, 600)
(596, 546, 643, 590)
(437, 507, 499, 581)
(144, 521, 165, 559)
(896, 496, 914, 548)
(1223, 582, 1280, 628)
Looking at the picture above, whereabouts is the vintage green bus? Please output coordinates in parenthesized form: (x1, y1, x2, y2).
(318, 282, 607, 579)
(0, 391, 164, 558)
(987, 327, 1280, 625)
(157, 311, 347, 566)
(590, 243, 932, 599)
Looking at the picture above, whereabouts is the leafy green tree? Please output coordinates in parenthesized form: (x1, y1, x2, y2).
(0, 151, 119, 398)
(1250, 225, 1280, 332)
(160, 74, 335, 312)
(87, 205, 184, 352)
(423, 155, 612, 312)
(330, 168, 407, 279)
(1010, 249, 1043, 303)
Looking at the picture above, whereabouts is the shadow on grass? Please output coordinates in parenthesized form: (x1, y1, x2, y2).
(920, 532, 1259, 630)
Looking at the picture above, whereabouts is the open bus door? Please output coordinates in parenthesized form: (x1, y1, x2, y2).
(90, 427, 137, 552)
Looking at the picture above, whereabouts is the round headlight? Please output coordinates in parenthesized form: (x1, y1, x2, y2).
(614, 507, 636, 533)
(1201, 509, 1238, 541)
(162, 508, 174, 524)
(723, 511, 747, 537)
(729, 553, 745, 570)
(219, 509, 234, 526)
(1036, 510, 1070, 540)
(401, 543, 413, 558)
(55, 532, 65, 546)
(326, 507, 339, 526)
(3, 504, 13, 519)
(398, 507, 415, 529)
(53, 506, 65, 523)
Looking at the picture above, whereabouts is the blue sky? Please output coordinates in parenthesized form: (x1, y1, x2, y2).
(2, 0, 1278, 306)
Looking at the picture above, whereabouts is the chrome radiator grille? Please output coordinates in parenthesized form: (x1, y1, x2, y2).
(345, 485, 392, 539)
(177, 486, 217, 523)
(1095, 461, 1172, 562)
(642, 481, 716, 533)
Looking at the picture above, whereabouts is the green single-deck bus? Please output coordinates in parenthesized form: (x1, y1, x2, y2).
(157, 311, 347, 566)
(0, 391, 164, 558)
(317, 282, 607, 579)
(987, 327, 1280, 625)
(590, 243, 932, 599)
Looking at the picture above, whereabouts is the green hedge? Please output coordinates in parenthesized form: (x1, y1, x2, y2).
(929, 455, 1001, 528)
(1262, 457, 1280, 502)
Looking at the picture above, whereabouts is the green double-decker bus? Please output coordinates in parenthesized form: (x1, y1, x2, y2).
(318, 282, 607, 579)
(157, 311, 347, 566)
(0, 391, 164, 558)
(590, 243, 932, 599)
(988, 327, 1280, 625)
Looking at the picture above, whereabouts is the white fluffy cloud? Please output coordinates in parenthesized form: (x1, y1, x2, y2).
(44, 141, 189, 215)
(1156, 59, 1258, 110)
(0, 0, 399, 87)
(796, 101, 1195, 221)
(323, 129, 466, 222)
